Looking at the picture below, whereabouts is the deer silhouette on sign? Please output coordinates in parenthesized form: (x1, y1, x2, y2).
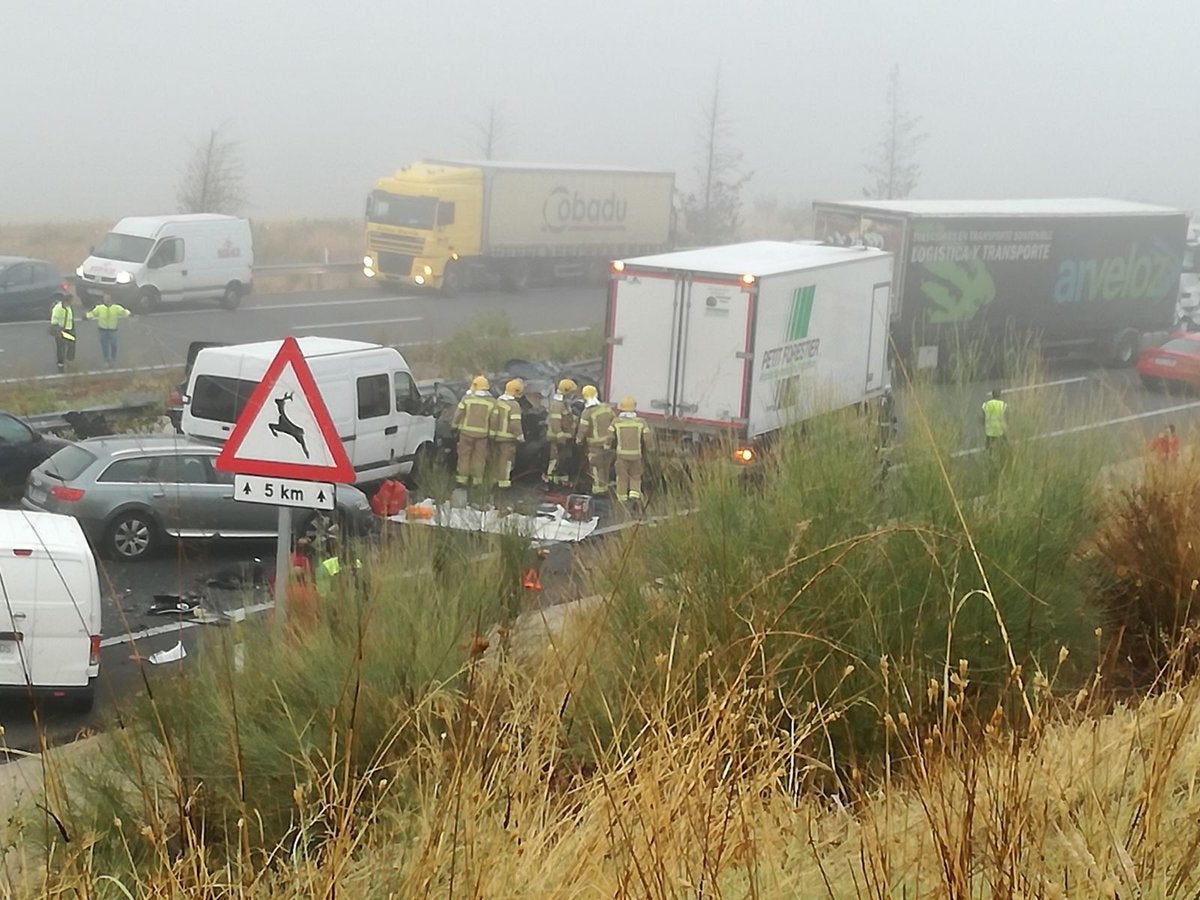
(268, 392, 309, 458)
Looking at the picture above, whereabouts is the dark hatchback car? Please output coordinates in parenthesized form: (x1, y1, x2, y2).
(0, 411, 69, 498)
(0, 256, 71, 321)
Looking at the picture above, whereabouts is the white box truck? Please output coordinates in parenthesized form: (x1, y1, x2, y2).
(364, 160, 675, 291)
(0, 510, 102, 709)
(180, 337, 436, 485)
(604, 241, 894, 448)
(77, 214, 254, 312)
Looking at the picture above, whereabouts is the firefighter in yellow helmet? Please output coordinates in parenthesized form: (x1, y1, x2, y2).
(544, 378, 578, 486)
(489, 378, 525, 489)
(452, 376, 496, 485)
(610, 397, 653, 508)
(574, 384, 615, 496)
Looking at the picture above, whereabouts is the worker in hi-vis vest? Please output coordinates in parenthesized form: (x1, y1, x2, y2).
(453, 376, 497, 485)
(610, 396, 654, 508)
(489, 379, 525, 489)
(981, 388, 1009, 450)
(544, 378, 578, 486)
(49, 293, 78, 371)
(85, 294, 132, 366)
(575, 385, 615, 496)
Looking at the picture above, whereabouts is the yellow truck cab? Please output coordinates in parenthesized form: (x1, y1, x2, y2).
(363, 160, 674, 293)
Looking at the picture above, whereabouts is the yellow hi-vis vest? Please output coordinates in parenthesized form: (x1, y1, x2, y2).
(50, 302, 76, 338)
(982, 398, 1008, 437)
(453, 392, 495, 436)
(87, 302, 131, 329)
(611, 414, 651, 458)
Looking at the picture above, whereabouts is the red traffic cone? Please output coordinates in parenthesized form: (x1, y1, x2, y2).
(522, 567, 543, 592)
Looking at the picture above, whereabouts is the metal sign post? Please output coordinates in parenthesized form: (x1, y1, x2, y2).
(274, 506, 292, 631)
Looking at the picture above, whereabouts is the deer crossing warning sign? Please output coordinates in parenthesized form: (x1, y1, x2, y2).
(215, 336, 355, 483)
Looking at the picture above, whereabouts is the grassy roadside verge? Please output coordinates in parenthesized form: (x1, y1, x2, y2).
(11, 353, 1200, 896)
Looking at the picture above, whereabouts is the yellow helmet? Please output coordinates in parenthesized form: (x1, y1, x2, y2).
(505, 378, 524, 397)
(558, 378, 578, 394)
(619, 396, 636, 412)
(471, 375, 490, 391)
(581, 385, 598, 401)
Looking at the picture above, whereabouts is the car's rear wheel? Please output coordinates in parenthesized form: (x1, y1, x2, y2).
(1105, 329, 1141, 368)
(302, 510, 346, 547)
(105, 510, 157, 561)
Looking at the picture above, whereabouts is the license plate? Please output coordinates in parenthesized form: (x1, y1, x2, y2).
(1156, 358, 1178, 367)
(0, 642, 15, 658)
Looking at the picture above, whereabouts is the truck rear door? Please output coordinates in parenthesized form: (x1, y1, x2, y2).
(606, 272, 754, 427)
(606, 272, 679, 418)
(673, 277, 754, 426)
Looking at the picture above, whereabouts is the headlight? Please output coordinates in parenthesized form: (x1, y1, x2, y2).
(423, 265, 433, 276)
(363, 266, 375, 278)
(363, 255, 374, 267)
(75, 266, 84, 277)
(115, 271, 131, 284)
(415, 275, 426, 285)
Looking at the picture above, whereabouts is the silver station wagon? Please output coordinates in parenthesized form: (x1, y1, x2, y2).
(22, 435, 373, 560)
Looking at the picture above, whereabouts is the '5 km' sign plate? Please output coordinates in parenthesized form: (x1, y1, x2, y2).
(234, 475, 336, 510)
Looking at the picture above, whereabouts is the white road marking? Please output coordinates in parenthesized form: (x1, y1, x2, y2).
(100, 601, 275, 648)
(1002, 376, 1089, 393)
(139, 294, 416, 317)
(295, 316, 422, 331)
(0, 363, 178, 385)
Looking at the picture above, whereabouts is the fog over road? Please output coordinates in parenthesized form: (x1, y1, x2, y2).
(0, 283, 607, 378)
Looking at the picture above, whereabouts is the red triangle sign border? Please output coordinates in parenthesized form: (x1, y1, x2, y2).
(215, 336, 356, 483)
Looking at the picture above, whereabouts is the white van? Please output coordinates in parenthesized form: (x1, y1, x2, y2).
(0, 510, 102, 709)
(180, 337, 437, 485)
(76, 214, 254, 312)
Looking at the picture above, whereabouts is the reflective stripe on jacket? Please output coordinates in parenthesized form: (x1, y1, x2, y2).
(453, 392, 495, 436)
(547, 395, 575, 440)
(611, 414, 651, 458)
(577, 403, 615, 446)
(86, 302, 131, 329)
(490, 396, 524, 442)
(982, 399, 1008, 437)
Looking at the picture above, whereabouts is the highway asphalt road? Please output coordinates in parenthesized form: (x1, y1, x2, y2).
(0, 282, 607, 378)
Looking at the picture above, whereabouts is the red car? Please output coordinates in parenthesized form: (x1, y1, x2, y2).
(1137, 333, 1200, 391)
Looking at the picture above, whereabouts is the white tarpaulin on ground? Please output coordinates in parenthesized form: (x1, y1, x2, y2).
(389, 501, 598, 542)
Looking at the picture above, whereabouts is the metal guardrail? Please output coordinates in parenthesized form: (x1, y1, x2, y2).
(25, 398, 162, 435)
(252, 262, 360, 275)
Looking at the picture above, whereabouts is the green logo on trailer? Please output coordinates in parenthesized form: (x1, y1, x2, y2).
(786, 286, 815, 340)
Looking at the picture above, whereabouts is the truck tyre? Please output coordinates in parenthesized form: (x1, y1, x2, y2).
(1105, 329, 1141, 368)
(105, 510, 158, 561)
(441, 263, 464, 296)
(502, 260, 531, 292)
(136, 287, 160, 314)
(220, 282, 242, 310)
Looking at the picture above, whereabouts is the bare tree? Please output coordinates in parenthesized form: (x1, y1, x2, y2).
(177, 124, 245, 214)
(473, 105, 508, 160)
(680, 69, 752, 244)
(863, 65, 927, 200)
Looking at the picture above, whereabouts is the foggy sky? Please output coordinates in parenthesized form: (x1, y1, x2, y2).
(6, 0, 1198, 222)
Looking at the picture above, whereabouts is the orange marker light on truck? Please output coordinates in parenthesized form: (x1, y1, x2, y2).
(740, 273, 756, 285)
(733, 447, 755, 465)
(611, 260, 626, 273)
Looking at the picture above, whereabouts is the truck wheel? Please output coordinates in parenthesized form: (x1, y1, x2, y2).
(441, 263, 464, 296)
(1105, 329, 1141, 368)
(220, 283, 242, 310)
(137, 287, 160, 314)
(502, 261, 530, 292)
(105, 510, 157, 560)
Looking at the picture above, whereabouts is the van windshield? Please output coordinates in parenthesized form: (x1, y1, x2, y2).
(190, 374, 257, 423)
(367, 191, 437, 230)
(92, 233, 154, 263)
